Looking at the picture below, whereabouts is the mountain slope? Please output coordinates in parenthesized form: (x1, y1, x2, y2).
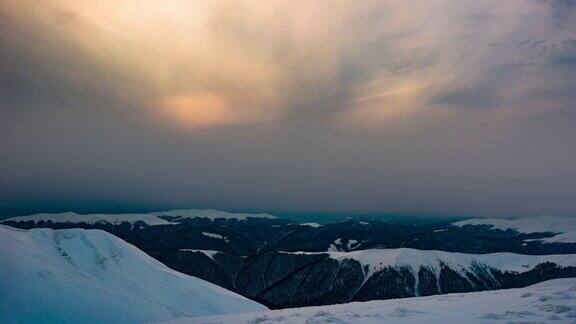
(324, 248, 576, 276)
(454, 215, 576, 243)
(0, 225, 266, 324)
(163, 248, 576, 308)
(165, 278, 576, 323)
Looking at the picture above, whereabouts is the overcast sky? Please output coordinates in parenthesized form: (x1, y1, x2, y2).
(1, 0, 576, 217)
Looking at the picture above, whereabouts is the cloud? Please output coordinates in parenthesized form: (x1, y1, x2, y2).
(1, 0, 576, 217)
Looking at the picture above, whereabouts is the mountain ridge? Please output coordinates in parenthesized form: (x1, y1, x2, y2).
(0, 225, 266, 323)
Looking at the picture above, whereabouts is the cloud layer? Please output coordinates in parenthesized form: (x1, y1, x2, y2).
(1, 0, 575, 217)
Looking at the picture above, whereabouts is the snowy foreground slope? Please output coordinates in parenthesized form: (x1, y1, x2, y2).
(454, 215, 576, 243)
(0, 225, 266, 324)
(164, 278, 576, 324)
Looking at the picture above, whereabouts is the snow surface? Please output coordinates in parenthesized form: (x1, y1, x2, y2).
(164, 278, 576, 323)
(284, 248, 576, 279)
(540, 230, 576, 243)
(0, 225, 266, 324)
(180, 249, 220, 260)
(347, 239, 358, 250)
(327, 244, 339, 252)
(454, 215, 576, 242)
(202, 232, 224, 239)
(300, 222, 322, 227)
(330, 248, 576, 277)
(2, 211, 171, 226)
(151, 209, 276, 220)
(201, 232, 230, 243)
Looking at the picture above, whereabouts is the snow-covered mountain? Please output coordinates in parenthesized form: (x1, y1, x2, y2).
(454, 215, 576, 243)
(164, 247, 576, 308)
(3, 211, 576, 310)
(321, 248, 576, 278)
(150, 209, 276, 220)
(163, 278, 576, 323)
(1, 211, 172, 227)
(0, 209, 276, 228)
(0, 225, 266, 324)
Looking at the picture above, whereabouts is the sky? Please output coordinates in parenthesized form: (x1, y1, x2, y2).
(1, 0, 576, 218)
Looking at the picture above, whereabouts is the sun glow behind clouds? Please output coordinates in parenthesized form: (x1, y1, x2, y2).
(1, 0, 288, 127)
(2, 0, 575, 130)
(152, 93, 235, 129)
(2, 0, 444, 129)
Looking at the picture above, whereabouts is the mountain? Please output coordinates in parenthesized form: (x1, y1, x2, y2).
(150, 209, 276, 221)
(3, 210, 576, 309)
(163, 248, 576, 308)
(0, 209, 277, 240)
(454, 215, 576, 243)
(0, 225, 266, 324)
(2, 211, 172, 227)
(165, 278, 576, 323)
(6, 212, 576, 255)
(1, 209, 275, 227)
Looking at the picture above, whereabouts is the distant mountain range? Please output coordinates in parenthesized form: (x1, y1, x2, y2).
(454, 215, 576, 244)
